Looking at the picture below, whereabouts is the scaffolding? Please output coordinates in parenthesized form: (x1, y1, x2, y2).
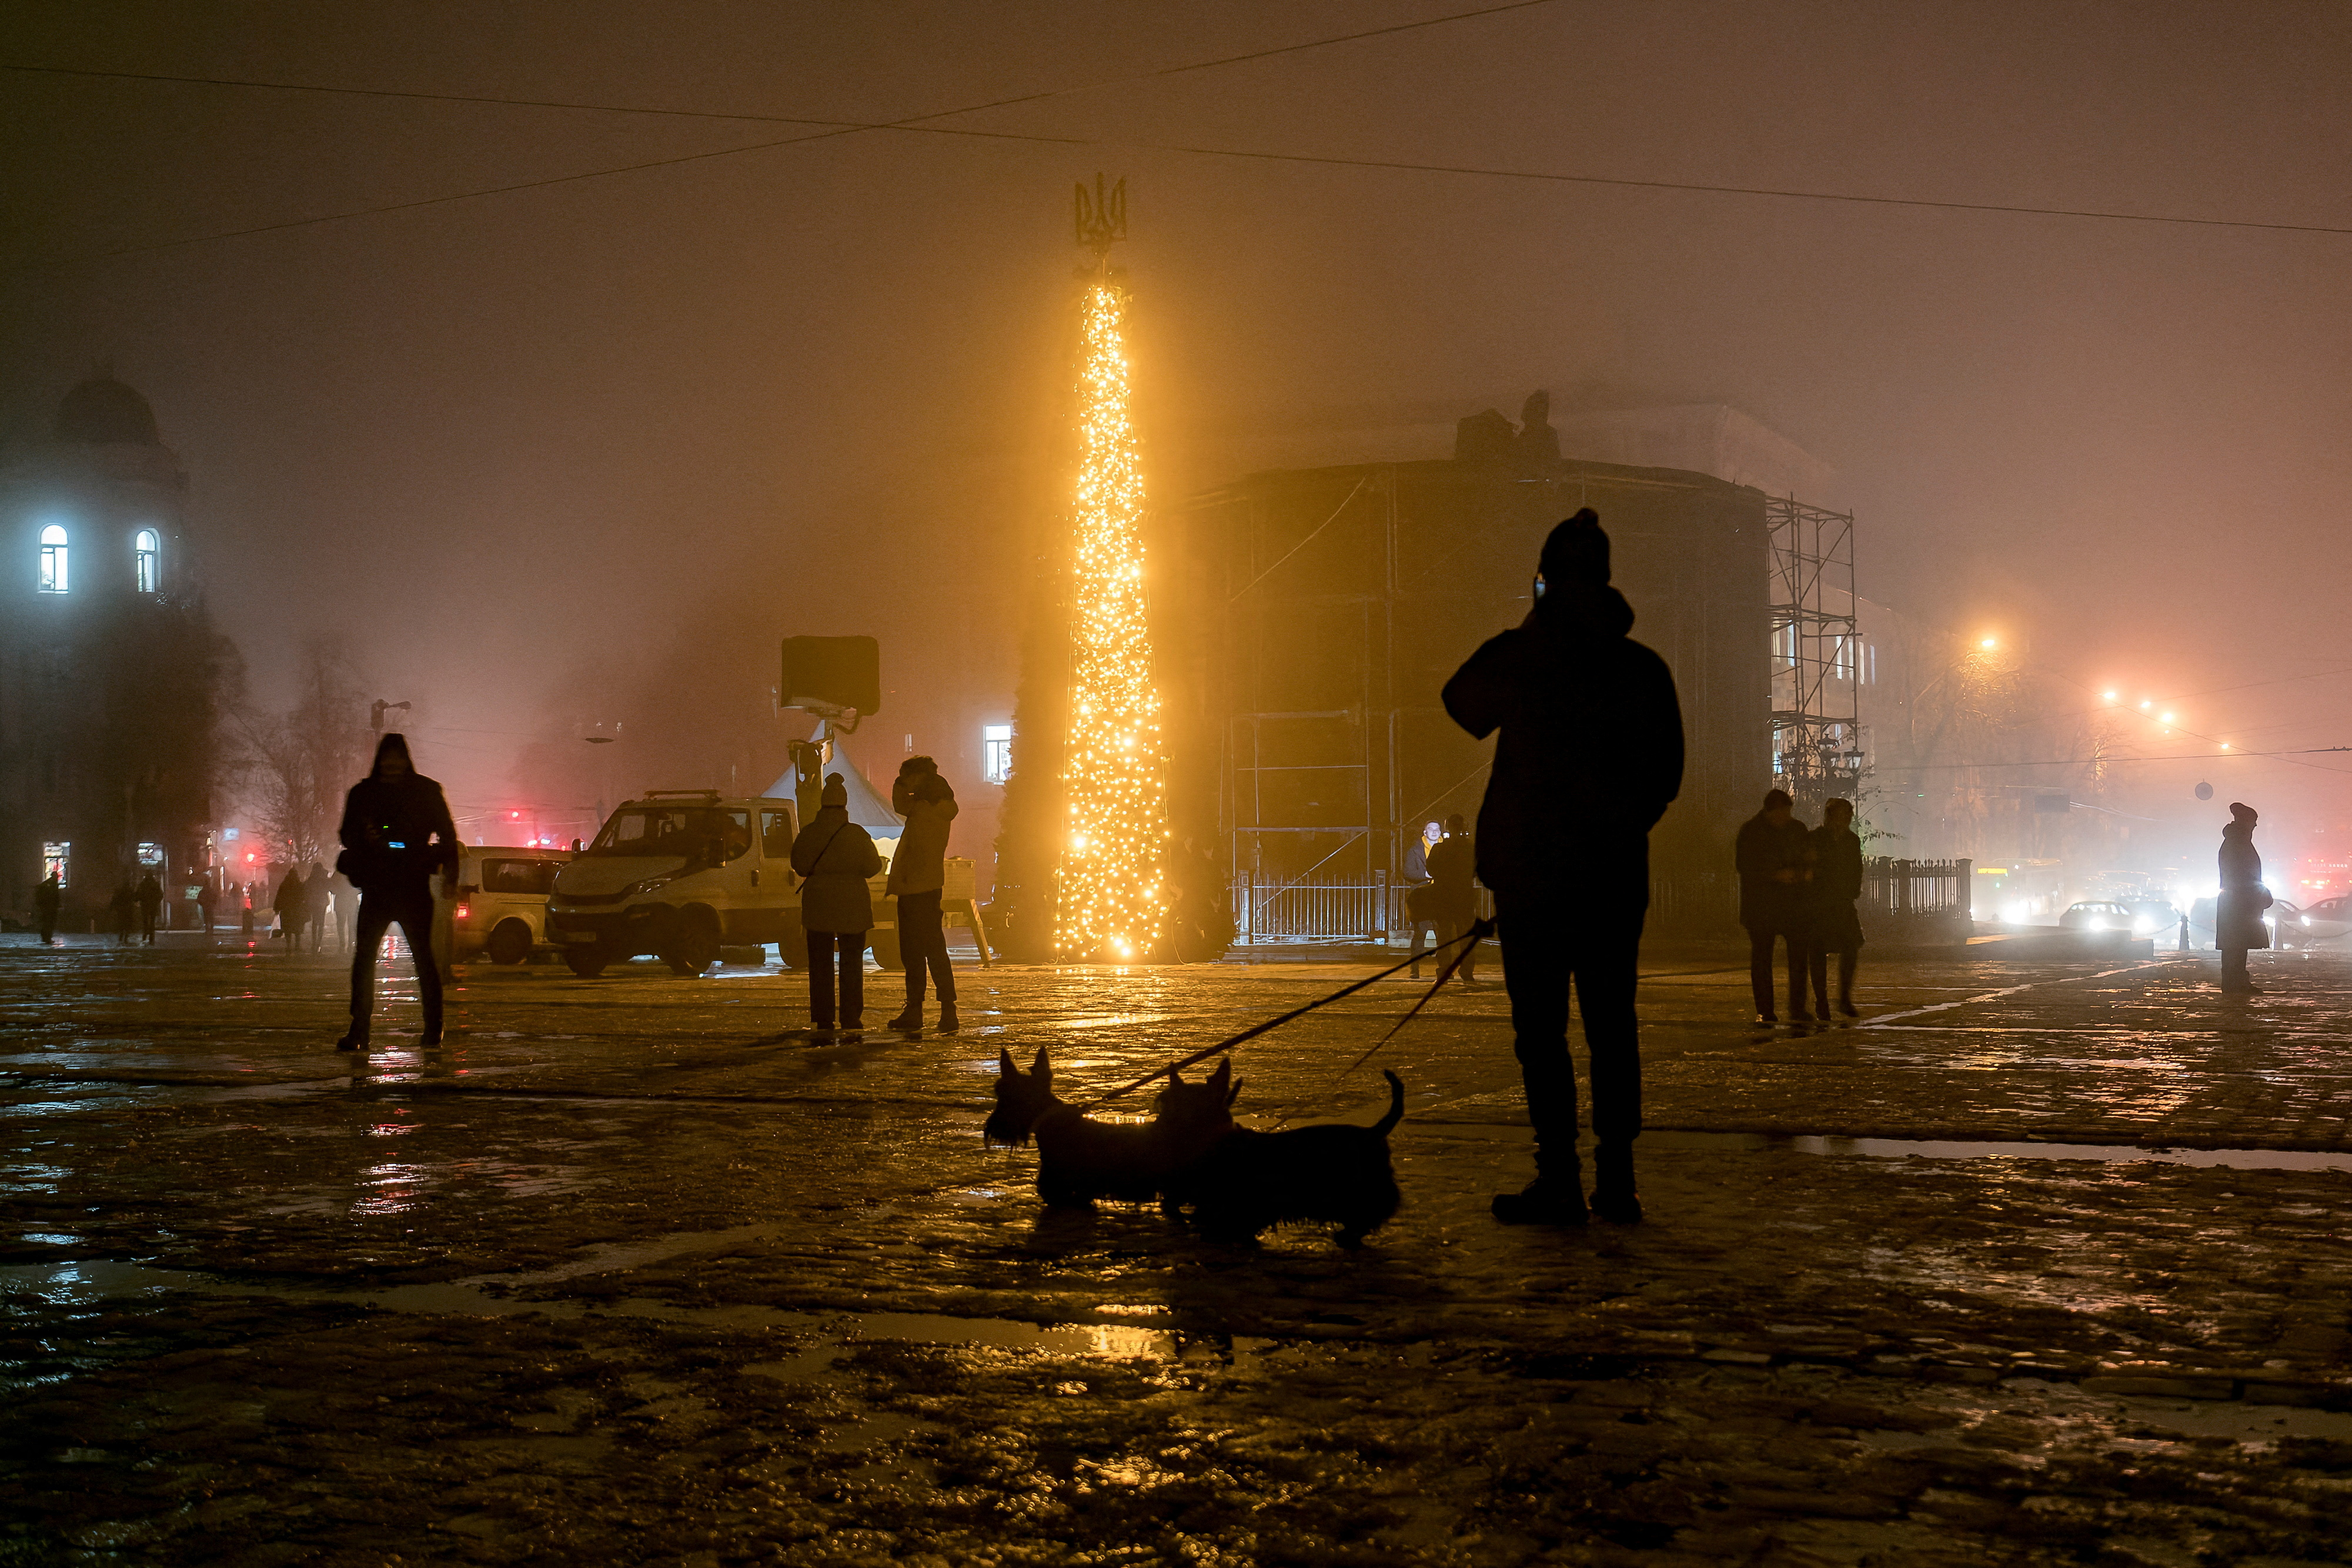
(1766, 496, 1862, 811)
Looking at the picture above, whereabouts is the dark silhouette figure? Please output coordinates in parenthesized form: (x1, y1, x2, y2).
(240, 881, 256, 937)
(886, 755, 960, 1031)
(1417, 814, 1481, 985)
(35, 873, 61, 945)
(1511, 389, 1561, 468)
(791, 774, 881, 1030)
(1806, 798, 1865, 1018)
(328, 868, 358, 953)
(109, 881, 136, 945)
(2217, 802, 2270, 995)
(195, 878, 217, 942)
(135, 872, 163, 944)
(272, 863, 306, 947)
(1443, 507, 1685, 1227)
(303, 864, 332, 954)
(1738, 790, 1814, 1023)
(335, 734, 459, 1053)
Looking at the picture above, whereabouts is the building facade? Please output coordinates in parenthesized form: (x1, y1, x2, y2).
(1, 376, 231, 929)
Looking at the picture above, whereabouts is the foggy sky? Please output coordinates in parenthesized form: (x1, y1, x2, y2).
(4, 1, 2348, 861)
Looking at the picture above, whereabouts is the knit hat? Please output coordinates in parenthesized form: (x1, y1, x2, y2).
(2229, 801, 2257, 824)
(1539, 508, 1610, 586)
(821, 773, 848, 807)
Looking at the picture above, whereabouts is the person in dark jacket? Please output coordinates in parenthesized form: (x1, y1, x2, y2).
(135, 872, 164, 944)
(1419, 814, 1482, 985)
(35, 873, 61, 946)
(271, 864, 306, 947)
(109, 881, 136, 945)
(1736, 790, 1814, 1023)
(302, 864, 331, 954)
(2217, 802, 2270, 995)
(886, 757, 960, 1031)
(791, 774, 883, 1031)
(335, 733, 460, 1052)
(1806, 798, 1865, 1018)
(1442, 508, 1684, 1228)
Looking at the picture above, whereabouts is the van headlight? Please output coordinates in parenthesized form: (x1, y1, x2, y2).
(623, 873, 679, 897)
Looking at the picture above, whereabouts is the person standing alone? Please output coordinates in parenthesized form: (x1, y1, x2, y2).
(1737, 790, 1814, 1024)
(334, 734, 459, 1053)
(1443, 507, 1684, 1226)
(35, 872, 61, 947)
(2217, 802, 2271, 996)
(135, 871, 164, 944)
(792, 774, 881, 1031)
(1806, 798, 1865, 1018)
(1421, 814, 1482, 986)
(886, 756, 960, 1032)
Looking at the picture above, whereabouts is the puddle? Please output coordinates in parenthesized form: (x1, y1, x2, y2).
(1646, 1129, 2352, 1173)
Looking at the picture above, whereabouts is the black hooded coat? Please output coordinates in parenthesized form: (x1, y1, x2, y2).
(336, 736, 459, 895)
(1441, 579, 1684, 902)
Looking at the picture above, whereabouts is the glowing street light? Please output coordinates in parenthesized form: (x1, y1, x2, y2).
(1979, 637, 1996, 650)
(2102, 690, 2117, 702)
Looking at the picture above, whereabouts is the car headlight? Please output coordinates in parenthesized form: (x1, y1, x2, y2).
(623, 872, 680, 897)
(2301, 915, 2311, 927)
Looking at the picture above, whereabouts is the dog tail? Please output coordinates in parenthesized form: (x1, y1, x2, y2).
(1375, 1069, 1405, 1136)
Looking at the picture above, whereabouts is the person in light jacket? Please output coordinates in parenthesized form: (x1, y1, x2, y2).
(885, 756, 960, 1032)
(791, 774, 882, 1031)
(2217, 802, 2271, 996)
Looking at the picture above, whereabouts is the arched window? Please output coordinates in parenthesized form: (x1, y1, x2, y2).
(37, 524, 68, 594)
(134, 529, 160, 594)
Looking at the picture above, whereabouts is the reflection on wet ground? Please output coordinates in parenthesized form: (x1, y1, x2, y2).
(2, 936, 2350, 1563)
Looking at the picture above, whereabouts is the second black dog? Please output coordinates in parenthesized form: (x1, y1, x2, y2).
(1158, 1061, 1406, 1248)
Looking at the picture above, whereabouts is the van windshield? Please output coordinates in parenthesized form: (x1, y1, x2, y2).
(586, 807, 750, 860)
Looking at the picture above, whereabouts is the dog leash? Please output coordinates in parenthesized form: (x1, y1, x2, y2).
(1074, 919, 1495, 1110)
(1259, 915, 1496, 1127)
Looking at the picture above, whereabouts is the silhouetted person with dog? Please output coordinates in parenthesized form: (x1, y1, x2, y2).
(1807, 797, 1864, 1018)
(792, 773, 881, 1031)
(886, 755, 960, 1032)
(1444, 507, 1684, 1227)
(1738, 789, 1814, 1023)
(335, 733, 459, 1054)
(2217, 801, 2270, 995)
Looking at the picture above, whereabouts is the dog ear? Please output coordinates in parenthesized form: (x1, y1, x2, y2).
(998, 1047, 1018, 1076)
(1228, 1076, 1245, 1106)
(1031, 1045, 1051, 1082)
(1207, 1058, 1230, 1091)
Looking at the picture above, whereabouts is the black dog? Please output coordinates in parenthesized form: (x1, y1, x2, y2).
(1158, 1061, 1406, 1248)
(984, 1047, 1228, 1208)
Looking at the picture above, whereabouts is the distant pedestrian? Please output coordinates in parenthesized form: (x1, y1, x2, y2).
(1738, 790, 1815, 1024)
(303, 864, 331, 954)
(791, 774, 881, 1031)
(1402, 820, 1441, 883)
(196, 878, 218, 942)
(1417, 814, 1482, 985)
(1806, 798, 1865, 1018)
(335, 733, 460, 1053)
(328, 868, 358, 952)
(1443, 507, 1684, 1227)
(272, 865, 306, 948)
(886, 757, 961, 1031)
(35, 873, 61, 946)
(109, 881, 136, 946)
(240, 881, 256, 937)
(135, 872, 164, 945)
(2217, 802, 2271, 997)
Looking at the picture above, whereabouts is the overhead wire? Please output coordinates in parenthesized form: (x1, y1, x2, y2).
(9, 0, 2352, 269)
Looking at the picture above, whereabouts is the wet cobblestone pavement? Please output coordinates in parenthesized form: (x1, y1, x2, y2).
(4, 935, 2350, 1565)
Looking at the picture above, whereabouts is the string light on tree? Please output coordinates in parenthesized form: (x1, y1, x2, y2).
(1055, 174, 1168, 961)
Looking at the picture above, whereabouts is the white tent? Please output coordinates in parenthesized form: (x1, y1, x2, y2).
(765, 720, 904, 848)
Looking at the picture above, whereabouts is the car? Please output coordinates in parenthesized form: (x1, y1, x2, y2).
(447, 845, 572, 965)
(2124, 899, 2182, 938)
(544, 792, 804, 977)
(2058, 900, 2136, 932)
(2277, 895, 2352, 948)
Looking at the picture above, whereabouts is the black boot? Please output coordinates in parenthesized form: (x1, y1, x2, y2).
(1492, 1149, 1588, 1226)
(1589, 1142, 1643, 1225)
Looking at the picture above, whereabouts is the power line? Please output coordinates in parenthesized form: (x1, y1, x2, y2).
(10, 2, 2352, 268)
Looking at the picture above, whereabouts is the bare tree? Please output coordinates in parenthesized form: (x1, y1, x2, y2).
(229, 634, 371, 866)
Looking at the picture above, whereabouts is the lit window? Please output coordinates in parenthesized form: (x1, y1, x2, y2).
(42, 842, 69, 888)
(137, 842, 165, 867)
(135, 529, 159, 593)
(38, 524, 68, 593)
(981, 724, 1013, 785)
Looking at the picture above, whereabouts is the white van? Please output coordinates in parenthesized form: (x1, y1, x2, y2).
(545, 792, 801, 977)
(449, 845, 573, 965)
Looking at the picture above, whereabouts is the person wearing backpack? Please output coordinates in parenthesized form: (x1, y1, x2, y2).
(791, 774, 882, 1031)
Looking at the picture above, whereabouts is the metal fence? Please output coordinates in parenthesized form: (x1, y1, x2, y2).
(1233, 872, 1390, 943)
(1861, 856, 1973, 942)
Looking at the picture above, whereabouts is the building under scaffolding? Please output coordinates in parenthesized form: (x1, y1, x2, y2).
(1161, 456, 1775, 941)
(1767, 496, 1863, 813)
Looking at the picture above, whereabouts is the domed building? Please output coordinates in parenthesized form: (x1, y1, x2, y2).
(1, 374, 233, 932)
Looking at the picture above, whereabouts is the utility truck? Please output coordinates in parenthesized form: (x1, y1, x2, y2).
(545, 791, 806, 977)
